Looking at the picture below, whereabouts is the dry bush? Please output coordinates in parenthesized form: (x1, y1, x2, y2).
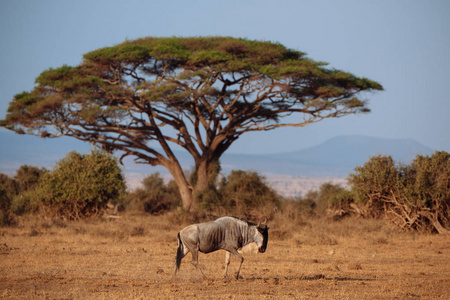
(348, 152, 450, 234)
(125, 173, 181, 215)
(218, 170, 281, 219)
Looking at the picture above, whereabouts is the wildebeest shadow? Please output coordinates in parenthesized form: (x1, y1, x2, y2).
(244, 274, 377, 282)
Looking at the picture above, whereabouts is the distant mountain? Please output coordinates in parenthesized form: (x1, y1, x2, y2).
(0, 129, 435, 179)
(273, 135, 434, 166)
(220, 135, 434, 177)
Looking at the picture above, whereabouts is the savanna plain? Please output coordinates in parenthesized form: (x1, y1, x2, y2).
(1, 214, 448, 299)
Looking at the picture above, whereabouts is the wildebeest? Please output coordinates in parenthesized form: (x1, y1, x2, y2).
(174, 216, 269, 279)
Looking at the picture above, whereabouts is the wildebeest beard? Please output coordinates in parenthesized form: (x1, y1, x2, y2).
(257, 224, 269, 253)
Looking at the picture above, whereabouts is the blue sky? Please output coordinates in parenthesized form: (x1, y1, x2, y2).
(1, 0, 449, 158)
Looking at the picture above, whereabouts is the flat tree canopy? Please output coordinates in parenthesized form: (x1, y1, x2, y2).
(1, 37, 383, 211)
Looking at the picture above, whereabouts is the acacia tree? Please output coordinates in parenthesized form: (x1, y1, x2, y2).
(1, 37, 382, 211)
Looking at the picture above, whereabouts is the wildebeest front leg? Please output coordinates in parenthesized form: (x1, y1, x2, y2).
(228, 249, 244, 279)
(224, 251, 231, 278)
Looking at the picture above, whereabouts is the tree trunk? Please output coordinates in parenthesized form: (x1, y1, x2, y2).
(178, 182, 194, 212)
(194, 160, 210, 195)
(428, 212, 450, 235)
(193, 158, 221, 197)
(168, 164, 194, 212)
(168, 156, 218, 212)
(432, 218, 450, 235)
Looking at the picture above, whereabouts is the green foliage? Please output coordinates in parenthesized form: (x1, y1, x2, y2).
(36, 149, 126, 219)
(348, 155, 399, 216)
(401, 151, 450, 232)
(300, 190, 320, 216)
(10, 190, 40, 216)
(1, 167, 49, 220)
(191, 159, 222, 211)
(83, 37, 299, 69)
(219, 170, 281, 217)
(316, 182, 352, 215)
(0, 174, 18, 226)
(35, 65, 80, 87)
(191, 50, 233, 65)
(125, 173, 181, 214)
(0, 194, 14, 226)
(14, 165, 47, 192)
(298, 182, 352, 219)
(7, 91, 36, 113)
(0, 174, 18, 199)
(406, 151, 450, 207)
(195, 187, 222, 211)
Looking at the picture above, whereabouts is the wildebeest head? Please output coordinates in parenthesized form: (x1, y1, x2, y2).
(256, 221, 269, 253)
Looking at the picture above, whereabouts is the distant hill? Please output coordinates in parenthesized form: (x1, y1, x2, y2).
(123, 135, 435, 179)
(273, 135, 434, 166)
(221, 135, 434, 176)
(0, 130, 434, 179)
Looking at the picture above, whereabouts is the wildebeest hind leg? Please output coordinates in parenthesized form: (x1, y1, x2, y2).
(174, 234, 190, 276)
(191, 247, 207, 278)
(224, 251, 231, 278)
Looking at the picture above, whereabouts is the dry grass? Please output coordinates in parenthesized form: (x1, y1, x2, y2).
(0, 213, 449, 299)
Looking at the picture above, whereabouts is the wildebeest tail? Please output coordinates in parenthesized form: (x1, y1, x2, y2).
(175, 232, 183, 273)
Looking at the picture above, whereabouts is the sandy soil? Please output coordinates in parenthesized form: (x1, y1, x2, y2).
(0, 215, 449, 299)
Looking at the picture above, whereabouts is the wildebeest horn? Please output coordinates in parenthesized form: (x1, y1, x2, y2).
(258, 218, 261, 227)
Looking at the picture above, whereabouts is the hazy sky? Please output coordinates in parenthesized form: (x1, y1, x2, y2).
(1, 0, 449, 155)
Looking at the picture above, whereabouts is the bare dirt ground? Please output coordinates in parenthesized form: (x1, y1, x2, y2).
(0, 214, 449, 299)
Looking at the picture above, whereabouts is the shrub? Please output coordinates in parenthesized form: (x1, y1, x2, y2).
(407, 151, 449, 209)
(393, 151, 450, 233)
(348, 155, 400, 217)
(0, 173, 19, 197)
(14, 165, 47, 192)
(125, 173, 181, 214)
(36, 149, 126, 219)
(0, 174, 18, 226)
(191, 159, 221, 211)
(8, 166, 48, 215)
(0, 167, 48, 217)
(347, 151, 450, 234)
(289, 197, 317, 218)
(299, 182, 353, 219)
(195, 186, 221, 211)
(219, 170, 281, 218)
(0, 186, 13, 226)
(316, 182, 349, 215)
(11, 190, 40, 215)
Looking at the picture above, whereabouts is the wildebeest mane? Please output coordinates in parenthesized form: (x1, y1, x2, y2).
(229, 216, 256, 226)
